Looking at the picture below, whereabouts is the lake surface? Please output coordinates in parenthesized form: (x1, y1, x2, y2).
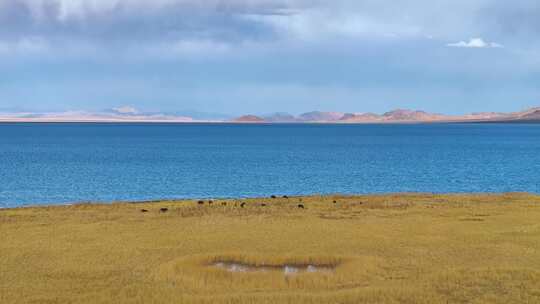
(1, 123, 539, 208)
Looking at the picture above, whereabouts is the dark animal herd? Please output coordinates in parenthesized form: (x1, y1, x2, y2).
(140, 196, 337, 213)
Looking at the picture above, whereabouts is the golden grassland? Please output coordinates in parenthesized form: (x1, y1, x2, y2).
(1, 193, 540, 303)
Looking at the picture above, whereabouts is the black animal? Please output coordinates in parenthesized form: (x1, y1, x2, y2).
(283, 195, 289, 199)
(240, 202, 246, 208)
(261, 203, 267, 207)
(160, 208, 168, 213)
(271, 195, 277, 199)
(333, 200, 337, 204)
(140, 209, 149, 213)
(208, 200, 214, 205)
(298, 204, 305, 209)
(198, 200, 204, 205)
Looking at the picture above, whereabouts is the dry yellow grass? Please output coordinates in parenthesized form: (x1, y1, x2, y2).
(1, 193, 540, 303)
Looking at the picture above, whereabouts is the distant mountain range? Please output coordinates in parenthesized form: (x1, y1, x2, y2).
(1, 106, 540, 123)
(234, 107, 540, 123)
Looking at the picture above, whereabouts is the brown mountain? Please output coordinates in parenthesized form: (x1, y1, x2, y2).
(518, 108, 540, 120)
(232, 115, 266, 123)
(469, 107, 540, 122)
(340, 113, 382, 122)
(382, 109, 447, 121)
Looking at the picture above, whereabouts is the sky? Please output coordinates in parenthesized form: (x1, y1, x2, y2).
(0, 0, 539, 116)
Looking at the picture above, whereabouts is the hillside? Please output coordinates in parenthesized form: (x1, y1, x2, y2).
(232, 115, 266, 123)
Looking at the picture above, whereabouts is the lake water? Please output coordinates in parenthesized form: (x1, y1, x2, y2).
(1, 123, 539, 208)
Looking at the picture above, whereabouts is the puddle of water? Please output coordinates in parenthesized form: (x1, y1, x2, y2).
(213, 262, 334, 275)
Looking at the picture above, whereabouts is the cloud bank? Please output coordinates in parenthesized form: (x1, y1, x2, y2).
(447, 38, 503, 48)
(0, 0, 539, 115)
(0, 0, 538, 56)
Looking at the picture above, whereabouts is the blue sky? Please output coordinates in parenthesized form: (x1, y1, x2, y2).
(0, 0, 539, 115)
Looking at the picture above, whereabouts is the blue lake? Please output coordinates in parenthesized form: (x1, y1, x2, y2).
(1, 123, 539, 208)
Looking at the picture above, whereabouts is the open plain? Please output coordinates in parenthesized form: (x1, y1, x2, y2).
(1, 193, 540, 303)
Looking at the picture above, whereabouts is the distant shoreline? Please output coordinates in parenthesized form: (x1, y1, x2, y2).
(2, 106, 539, 124)
(1, 119, 539, 124)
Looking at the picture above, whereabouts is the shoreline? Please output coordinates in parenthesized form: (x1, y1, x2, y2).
(1, 119, 540, 124)
(2, 192, 536, 211)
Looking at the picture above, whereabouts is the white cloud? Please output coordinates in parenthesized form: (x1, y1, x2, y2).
(447, 38, 504, 48)
(0, 0, 532, 60)
(249, 12, 423, 41)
